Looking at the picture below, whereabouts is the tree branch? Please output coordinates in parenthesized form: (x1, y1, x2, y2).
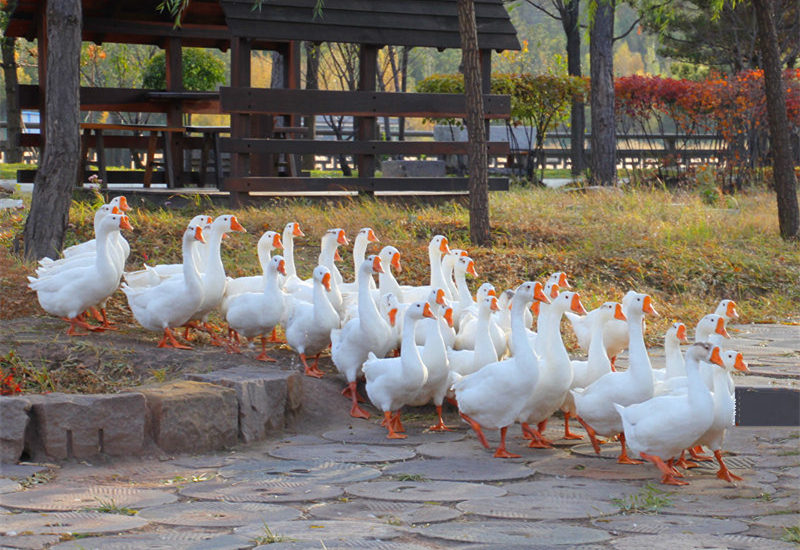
(613, 16, 641, 42)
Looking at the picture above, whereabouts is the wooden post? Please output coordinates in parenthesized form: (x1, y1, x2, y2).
(36, 1, 47, 156)
(285, 40, 301, 176)
(480, 49, 492, 158)
(357, 44, 378, 192)
(229, 36, 251, 207)
(164, 36, 184, 187)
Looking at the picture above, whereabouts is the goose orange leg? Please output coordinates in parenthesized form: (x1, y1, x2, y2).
(689, 445, 714, 462)
(97, 308, 117, 330)
(346, 381, 370, 419)
(640, 452, 689, 485)
(64, 316, 92, 336)
(300, 353, 324, 378)
(157, 328, 192, 350)
(494, 427, 521, 458)
(617, 433, 644, 464)
(526, 426, 554, 449)
(391, 411, 405, 433)
(255, 336, 277, 362)
(562, 412, 584, 440)
(267, 327, 284, 343)
(575, 416, 602, 454)
(383, 411, 406, 439)
(460, 412, 489, 449)
(714, 450, 743, 482)
(428, 405, 453, 432)
(610, 356, 617, 372)
(674, 450, 699, 469)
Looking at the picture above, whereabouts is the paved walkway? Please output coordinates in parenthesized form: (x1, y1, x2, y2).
(1, 324, 798, 549)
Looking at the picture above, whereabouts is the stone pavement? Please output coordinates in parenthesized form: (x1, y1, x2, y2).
(0, 324, 798, 549)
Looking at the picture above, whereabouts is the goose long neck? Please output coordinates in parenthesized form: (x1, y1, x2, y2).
(283, 230, 297, 278)
(627, 312, 654, 383)
(685, 354, 713, 410)
(203, 225, 225, 277)
(264, 265, 280, 294)
(510, 295, 538, 380)
(378, 266, 402, 300)
(357, 265, 382, 328)
(313, 278, 338, 321)
(423, 314, 447, 363)
(400, 315, 424, 369)
(257, 242, 271, 274)
(183, 235, 203, 295)
(429, 248, 446, 296)
(352, 237, 367, 283)
(442, 259, 458, 299)
(455, 271, 473, 309)
(665, 336, 685, 378)
(94, 223, 116, 279)
(588, 314, 611, 363)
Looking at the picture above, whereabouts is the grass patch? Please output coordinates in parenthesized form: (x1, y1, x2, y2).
(87, 497, 138, 516)
(250, 522, 293, 545)
(394, 473, 428, 482)
(0, 163, 34, 179)
(612, 483, 673, 513)
(782, 526, 800, 544)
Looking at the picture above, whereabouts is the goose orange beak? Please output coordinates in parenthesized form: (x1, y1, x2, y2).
(372, 255, 384, 274)
(531, 300, 540, 315)
(614, 303, 627, 321)
(230, 216, 246, 232)
(293, 223, 304, 237)
(273, 233, 283, 249)
(334, 249, 343, 262)
(337, 230, 348, 245)
(422, 302, 435, 319)
(549, 283, 560, 300)
(643, 295, 658, 316)
(444, 307, 454, 327)
(119, 215, 133, 231)
(435, 288, 446, 305)
(570, 293, 587, 315)
(710, 346, 724, 367)
(194, 226, 206, 243)
(490, 297, 499, 312)
(388, 308, 398, 327)
(676, 323, 687, 342)
(715, 317, 730, 338)
(206, 216, 214, 223)
(322, 272, 331, 291)
(367, 229, 379, 242)
(727, 301, 739, 319)
(733, 352, 749, 372)
(439, 237, 450, 254)
(277, 259, 287, 276)
(391, 252, 402, 272)
(111, 206, 121, 214)
(118, 196, 130, 211)
(559, 272, 571, 289)
(487, 288, 496, 297)
(534, 282, 551, 304)
(457, 249, 469, 257)
(466, 260, 477, 277)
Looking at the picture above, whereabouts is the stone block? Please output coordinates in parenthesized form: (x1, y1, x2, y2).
(1, 397, 31, 463)
(140, 381, 237, 453)
(381, 160, 446, 178)
(26, 392, 146, 460)
(186, 367, 302, 443)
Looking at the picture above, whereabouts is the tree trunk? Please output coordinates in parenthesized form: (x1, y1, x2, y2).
(754, 0, 800, 240)
(457, 0, 490, 246)
(590, 0, 616, 186)
(2, 35, 22, 163)
(563, 0, 585, 175)
(20, 0, 82, 260)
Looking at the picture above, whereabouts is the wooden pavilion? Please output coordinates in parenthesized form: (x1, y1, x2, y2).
(6, 0, 520, 204)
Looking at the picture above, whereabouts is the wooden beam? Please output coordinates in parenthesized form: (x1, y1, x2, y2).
(223, 176, 510, 193)
(221, 138, 510, 156)
(219, 87, 511, 118)
(19, 85, 221, 114)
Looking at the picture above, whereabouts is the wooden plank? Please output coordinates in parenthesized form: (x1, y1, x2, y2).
(224, 176, 509, 192)
(17, 169, 168, 184)
(220, 87, 511, 118)
(19, 85, 221, 114)
(220, 138, 510, 155)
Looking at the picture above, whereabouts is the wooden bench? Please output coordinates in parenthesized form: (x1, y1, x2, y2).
(80, 123, 186, 188)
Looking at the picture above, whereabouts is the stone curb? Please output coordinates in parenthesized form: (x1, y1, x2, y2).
(0, 367, 302, 463)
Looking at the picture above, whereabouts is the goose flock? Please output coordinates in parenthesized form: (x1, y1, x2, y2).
(28, 198, 750, 486)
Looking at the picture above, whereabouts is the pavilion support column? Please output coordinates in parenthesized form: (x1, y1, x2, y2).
(284, 40, 302, 175)
(36, 1, 48, 155)
(164, 36, 184, 186)
(229, 36, 251, 207)
(480, 49, 492, 150)
(357, 44, 378, 194)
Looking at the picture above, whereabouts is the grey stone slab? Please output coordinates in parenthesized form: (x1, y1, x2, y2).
(748, 512, 800, 528)
(137, 500, 300, 527)
(457, 494, 618, 520)
(140, 381, 238, 454)
(670, 472, 775, 497)
(593, 513, 749, 535)
(219, 459, 381, 483)
(382, 457, 534, 482)
(534, 455, 657, 480)
(269, 443, 415, 463)
(415, 438, 560, 462)
(179, 479, 343, 503)
(0, 397, 30, 463)
(0, 485, 177, 511)
(254, 543, 431, 550)
(26, 392, 146, 460)
(0, 478, 21, 494)
(459, 545, 608, 550)
(571, 442, 623, 459)
(186, 366, 302, 443)
(323, 426, 464, 445)
(610, 533, 798, 549)
(401, 519, 612, 545)
(0, 535, 61, 549)
(0, 463, 48, 479)
(272, 434, 329, 445)
(503, 478, 641, 500)
(346, 480, 506, 502)
(168, 455, 233, 469)
(50, 533, 253, 550)
(308, 500, 462, 524)
(0, 511, 147, 535)
(662, 494, 798, 517)
(236, 519, 403, 543)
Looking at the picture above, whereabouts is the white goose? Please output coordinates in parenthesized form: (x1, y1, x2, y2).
(280, 222, 305, 292)
(454, 281, 551, 458)
(364, 301, 434, 438)
(122, 223, 205, 349)
(29, 213, 133, 335)
(715, 299, 740, 327)
(615, 342, 725, 485)
(340, 227, 379, 294)
(441, 248, 469, 303)
(289, 229, 347, 315)
(331, 255, 394, 418)
(225, 255, 287, 362)
(283, 265, 340, 378)
(58, 195, 131, 260)
(375, 245, 403, 301)
(450, 256, 478, 327)
(653, 322, 688, 393)
(222, 230, 283, 305)
(401, 235, 451, 302)
(455, 283, 506, 358)
(694, 314, 731, 390)
(567, 289, 638, 368)
(572, 292, 659, 463)
(447, 296, 500, 377)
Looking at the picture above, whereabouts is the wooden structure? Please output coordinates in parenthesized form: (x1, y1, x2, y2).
(5, 0, 520, 203)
